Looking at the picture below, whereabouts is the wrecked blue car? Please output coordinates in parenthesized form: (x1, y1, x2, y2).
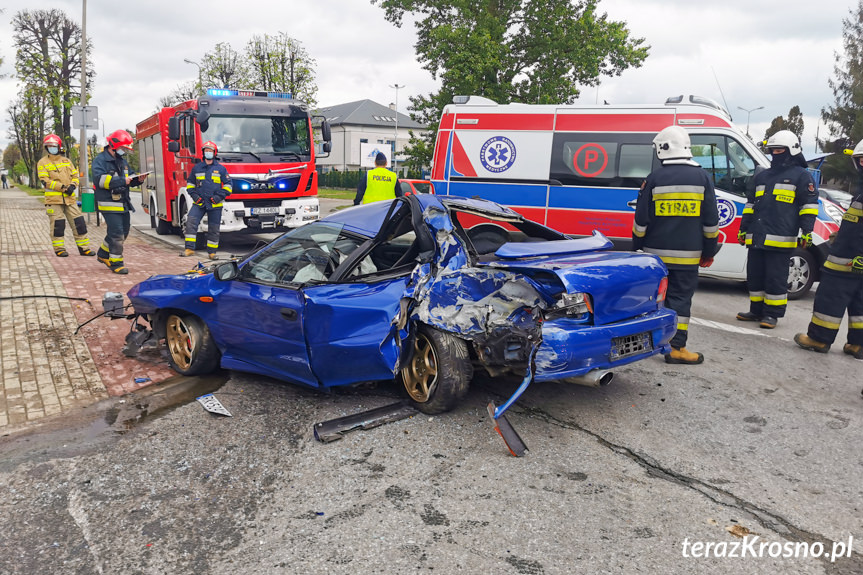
(127, 194, 676, 421)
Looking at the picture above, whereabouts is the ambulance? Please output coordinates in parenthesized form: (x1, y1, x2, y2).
(431, 95, 844, 298)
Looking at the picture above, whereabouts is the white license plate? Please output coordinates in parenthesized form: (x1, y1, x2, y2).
(251, 207, 280, 215)
(610, 331, 653, 361)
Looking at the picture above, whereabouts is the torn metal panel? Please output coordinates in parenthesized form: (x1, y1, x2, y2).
(313, 402, 418, 443)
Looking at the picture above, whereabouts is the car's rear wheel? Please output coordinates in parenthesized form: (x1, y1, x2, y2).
(165, 313, 220, 376)
(401, 325, 472, 414)
(787, 248, 816, 300)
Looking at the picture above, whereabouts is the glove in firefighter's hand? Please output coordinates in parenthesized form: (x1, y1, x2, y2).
(64, 184, 76, 196)
(737, 231, 747, 246)
(699, 256, 714, 268)
(798, 232, 812, 249)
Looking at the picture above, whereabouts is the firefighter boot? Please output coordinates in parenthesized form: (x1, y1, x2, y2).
(794, 333, 830, 354)
(759, 316, 777, 329)
(78, 247, 95, 256)
(843, 343, 863, 360)
(208, 253, 217, 260)
(736, 311, 760, 322)
(664, 347, 704, 365)
(108, 260, 129, 275)
(180, 249, 195, 257)
(54, 248, 69, 257)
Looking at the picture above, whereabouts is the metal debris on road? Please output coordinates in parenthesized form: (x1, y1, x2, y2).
(313, 402, 418, 443)
(196, 393, 232, 417)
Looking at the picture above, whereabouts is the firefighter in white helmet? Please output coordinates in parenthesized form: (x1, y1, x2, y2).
(795, 140, 863, 361)
(633, 125, 719, 364)
(736, 130, 818, 328)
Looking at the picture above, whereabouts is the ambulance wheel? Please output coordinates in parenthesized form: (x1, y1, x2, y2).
(164, 313, 220, 376)
(400, 325, 472, 415)
(787, 248, 816, 300)
(151, 200, 172, 235)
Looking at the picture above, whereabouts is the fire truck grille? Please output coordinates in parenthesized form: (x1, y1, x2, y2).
(242, 199, 284, 209)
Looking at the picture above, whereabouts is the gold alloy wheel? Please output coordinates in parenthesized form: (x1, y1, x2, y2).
(403, 332, 439, 402)
(166, 315, 194, 371)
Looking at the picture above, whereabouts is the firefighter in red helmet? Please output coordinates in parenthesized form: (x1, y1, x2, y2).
(36, 134, 95, 257)
(180, 141, 231, 259)
(91, 129, 148, 274)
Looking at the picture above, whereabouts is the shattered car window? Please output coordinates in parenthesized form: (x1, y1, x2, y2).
(448, 208, 563, 258)
(240, 222, 356, 284)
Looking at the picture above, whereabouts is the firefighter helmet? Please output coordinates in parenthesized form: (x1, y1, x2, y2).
(106, 129, 134, 152)
(43, 134, 63, 151)
(850, 140, 863, 158)
(765, 130, 802, 156)
(653, 126, 692, 161)
(201, 141, 218, 155)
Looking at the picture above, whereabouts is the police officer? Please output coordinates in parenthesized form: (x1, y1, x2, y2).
(354, 152, 404, 205)
(92, 129, 147, 274)
(36, 134, 95, 257)
(181, 141, 232, 259)
(794, 140, 863, 360)
(736, 130, 818, 328)
(633, 126, 719, 364)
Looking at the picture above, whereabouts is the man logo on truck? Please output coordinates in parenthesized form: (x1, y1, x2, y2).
(480, 136, 516, 173)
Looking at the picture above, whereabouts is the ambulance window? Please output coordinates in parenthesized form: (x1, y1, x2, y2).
(690, 135, 756, 197)
(619, 144, 654, 179)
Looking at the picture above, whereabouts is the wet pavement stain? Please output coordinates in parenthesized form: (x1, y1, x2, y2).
(0, 372, 229, 471)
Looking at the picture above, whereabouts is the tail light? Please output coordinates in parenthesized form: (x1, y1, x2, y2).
(657, 277, 668, 303)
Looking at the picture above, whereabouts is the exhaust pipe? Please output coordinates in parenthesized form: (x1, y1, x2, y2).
(565, 369, 614, 388)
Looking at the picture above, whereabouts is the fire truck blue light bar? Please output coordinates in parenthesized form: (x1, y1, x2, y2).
(207, 89, 292, 99)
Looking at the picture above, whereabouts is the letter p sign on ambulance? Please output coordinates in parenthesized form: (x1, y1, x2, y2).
(573, 143, 609, 177)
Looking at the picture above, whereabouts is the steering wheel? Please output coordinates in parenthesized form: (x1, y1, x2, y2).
(294, 247, 336, 277)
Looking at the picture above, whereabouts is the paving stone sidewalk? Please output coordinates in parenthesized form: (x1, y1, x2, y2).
(0, 189, 195, 432)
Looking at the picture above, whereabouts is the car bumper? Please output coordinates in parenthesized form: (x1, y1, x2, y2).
(534, 307, 677, 382)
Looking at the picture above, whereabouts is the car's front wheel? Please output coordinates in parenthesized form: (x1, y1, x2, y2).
(165, 313, 220, 376)
(787, 248, 816, 300)
(401, 325, 472, 414)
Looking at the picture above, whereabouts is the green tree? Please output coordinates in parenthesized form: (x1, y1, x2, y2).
(6, 84, 50, 185)
(245, 33, 318, 106)
(821, 0, 863, 187)
(12, 9, 94, 151)
(201, 42, 251, 90)
(763, 106, 805, 142)
(3, 143, 22, 171)
(373, 0, 649, 168)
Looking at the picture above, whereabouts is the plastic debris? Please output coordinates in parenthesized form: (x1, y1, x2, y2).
(134, 377, 151, 384)
(313, 402, 417, 443)
(196, 393, 232, 417)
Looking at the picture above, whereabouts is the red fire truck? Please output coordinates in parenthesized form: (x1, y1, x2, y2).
(136, 88, 331, 239)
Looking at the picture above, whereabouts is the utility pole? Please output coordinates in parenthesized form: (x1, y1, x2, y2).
(79, 0, 89, 195)
(184, 58, 203, 92)
(390, 83, 404, 175)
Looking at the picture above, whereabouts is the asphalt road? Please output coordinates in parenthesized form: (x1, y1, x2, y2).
(0, 198, 860, 575)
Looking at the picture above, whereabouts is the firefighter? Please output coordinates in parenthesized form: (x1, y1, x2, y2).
(736, 130, 818, 328)
(181, 141, 231, 259)
(794, 140, 863, 360)
(92, 130, 148, 274)
(633, 125, 719, 364)
(36, 134, 95, 257)
(354, 152, 403, 205)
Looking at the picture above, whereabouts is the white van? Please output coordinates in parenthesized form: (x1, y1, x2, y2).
(430, 95, 843, 298)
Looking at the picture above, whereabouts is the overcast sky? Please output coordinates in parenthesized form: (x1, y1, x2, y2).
(0, 0, 856, 155)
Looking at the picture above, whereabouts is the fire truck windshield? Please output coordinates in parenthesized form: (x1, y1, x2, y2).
(203, 114, 311, 158)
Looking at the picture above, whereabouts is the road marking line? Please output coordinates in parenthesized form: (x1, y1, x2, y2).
(690, 317, 792, 343)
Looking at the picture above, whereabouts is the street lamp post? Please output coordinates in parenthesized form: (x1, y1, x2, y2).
(737, 105, 764, 139)
(184, 58, 203, 92)
(389, 83, 405, 174)
(79, 0, 89, 195)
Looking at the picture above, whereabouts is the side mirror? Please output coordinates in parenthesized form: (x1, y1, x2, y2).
(196, 108, 210, 125)
(321, 120, 331, 142)
(167, 117, 180, 141)
(322, 142, 332, 153)
(199, 121, 209, 133)
(214, 261, 239, 281)
(167, 141, 180, 153)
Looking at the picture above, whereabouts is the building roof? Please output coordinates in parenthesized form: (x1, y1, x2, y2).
(317, 99, 424, 130)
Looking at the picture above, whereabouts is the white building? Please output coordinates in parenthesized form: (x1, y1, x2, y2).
(317, 100, 427, 175)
